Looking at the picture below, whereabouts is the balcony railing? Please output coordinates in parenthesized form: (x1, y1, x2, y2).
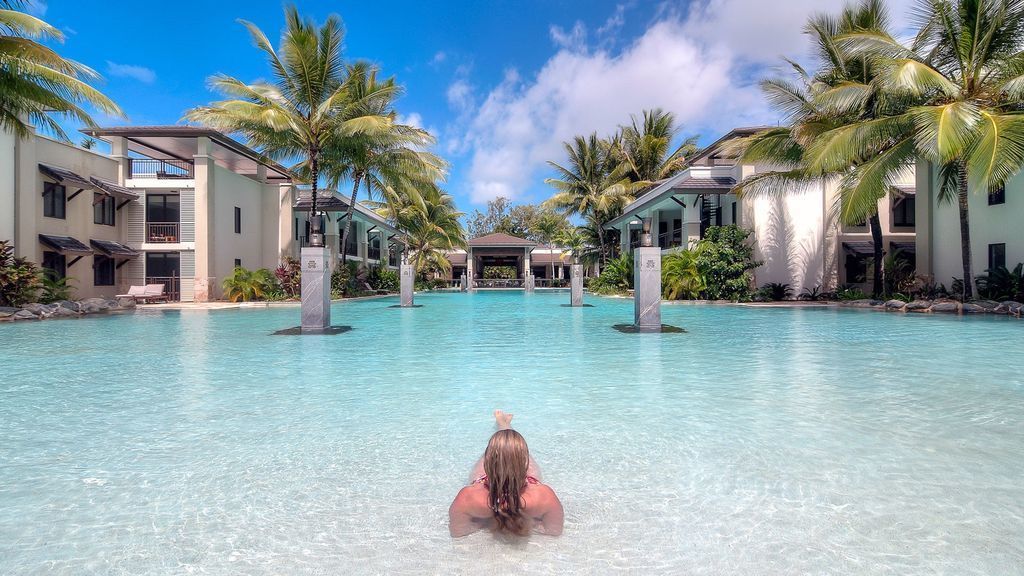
(368, 246, 381, 261)
(147, 222, 179, 243)
(535, 278, 569, 288)
(129, 158, 194, 179)
(659, 229, 684, 249)
(145, 276, 180, 301)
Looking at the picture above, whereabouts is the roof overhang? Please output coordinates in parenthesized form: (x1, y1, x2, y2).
(606, 169, 737, 229)
(294, 190, 401, 238)
(842, 241, 875, 256)
(81, 126, 295, 182)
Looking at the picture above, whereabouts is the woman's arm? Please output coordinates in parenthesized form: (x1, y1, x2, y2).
(538, 486, 564, 536)
(448, 487, 485, 537)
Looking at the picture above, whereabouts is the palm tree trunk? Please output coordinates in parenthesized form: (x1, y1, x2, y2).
(340, 171, 363, 264)
(956, 161, 974, 300)
(868, 211, 883, 298)
(597, 226, 608, 265)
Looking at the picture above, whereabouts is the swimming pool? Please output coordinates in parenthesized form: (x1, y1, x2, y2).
(1, 291, 1021, 574)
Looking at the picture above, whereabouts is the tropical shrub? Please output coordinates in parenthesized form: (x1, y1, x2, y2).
(758, 282, 793, 301)
(38, 272, 74, 303)
(837, 286, 870, 301)
(274, 257, 301, 298)
(589, 252, 633, 295)
(883, 251, 916, 298)
(0, 241, 40, 306)
(483, 265, 517, 279)
(975, 264, 1024, 302)
(368, 266, 399, 292)
(662, 249, 705, 300)
(799, 285, 823, 301)
(694, 225, 760, 301)
(331, 261, 371, 299)
(222, 267, 277, 302)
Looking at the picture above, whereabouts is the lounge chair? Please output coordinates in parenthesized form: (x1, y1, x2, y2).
(142, 284, 168, 303)
(116, 285, 148, 301)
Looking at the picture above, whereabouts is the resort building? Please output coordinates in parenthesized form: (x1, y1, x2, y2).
(1, 125, 402, 302)
(915, 160, 1024, 287)
(605, 127, 917, 294)
(293, 189, 403, 272)
(443, 233, 572, 288)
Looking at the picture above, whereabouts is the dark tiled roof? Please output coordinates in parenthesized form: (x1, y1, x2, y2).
(447, 253, 467, 265)
(842, 241, 875, 255)
(468, 233, 536, 247)
(530, 252, 567, 264)
(891, 241, 916, 253)
(39, 164, 94, 190)
(90, 177, 138, 201)
(39, 234, 93, 254)
(90, 239, 139, 258)
(294, 190, 351, 212)
(670, 176, 736, 190)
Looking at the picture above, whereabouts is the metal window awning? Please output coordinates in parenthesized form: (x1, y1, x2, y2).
(39, 163, 95, 191)
(39, 234, 93, 255)
(90, 177, 139, 204)
(842, 241, 875, 256)
(890, 241, 916, 254)
(90, 239, 139, 259)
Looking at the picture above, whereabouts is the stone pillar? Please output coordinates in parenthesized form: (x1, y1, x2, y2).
(460, 273, 467, 292)
(525, 274, 535, 292)
(571, 263, 583, 306)
(466, 249, 474, 287)
(400, 263, 415, 306)
(301, 246, 331, 331)
(193, 136, 215, 301)
(620, 222, 631, 255)
(633, 246, 661, 330)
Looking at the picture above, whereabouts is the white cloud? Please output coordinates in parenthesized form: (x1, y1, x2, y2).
(400, 113, 423, 129)
(430, 51, 447, 66)
(106, 61, 156, 84)
(549, 21, 587, 51)
(451, 0, 917, 205)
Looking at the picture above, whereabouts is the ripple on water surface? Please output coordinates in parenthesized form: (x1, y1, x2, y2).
(0, 291, 1022, 575)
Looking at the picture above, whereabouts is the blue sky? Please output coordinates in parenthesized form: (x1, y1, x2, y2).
(32, 0, 915, 211)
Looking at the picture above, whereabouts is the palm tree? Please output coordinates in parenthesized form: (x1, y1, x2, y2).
(736, 0, 916, 297)
(0, 1, 121, 139)
(617, 108, 699, 186)
(839, 0, 1024, 299)
(376, 182, 465, 277)
(184, 6, 390, 247)
(544, 133, 632, 263)
(325, 62, 445, 263)
(530, 211, 566, 279)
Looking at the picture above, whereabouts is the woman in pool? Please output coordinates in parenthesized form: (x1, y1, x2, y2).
(448, 410, 564, 537)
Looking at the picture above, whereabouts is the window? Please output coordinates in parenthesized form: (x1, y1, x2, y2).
(94, 255, 115, 286)
(989, 243, 1006, 270)
(989, 185, 1006, 206)
(146, 194, 180, 222)
(234, 258, 241, 268)
(93, 193, 115, 226)
(234, 206, 241, 234)
(43, 182, 66, 219)
(294, 217, 300, 241)
(845, 253, 869, 283)
(893, 196, 915, 227)
(731, 201, 737, 224)
(42, 251, 66, 279)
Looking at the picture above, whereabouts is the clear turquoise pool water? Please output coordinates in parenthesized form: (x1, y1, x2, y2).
(1, 291, 1022, 575)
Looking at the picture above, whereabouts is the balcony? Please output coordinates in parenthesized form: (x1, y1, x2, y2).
(147, 222, 179, 243)
(129, 159, 194, 179)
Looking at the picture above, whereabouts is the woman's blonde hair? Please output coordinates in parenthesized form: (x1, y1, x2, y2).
(483, 429, 531, 535)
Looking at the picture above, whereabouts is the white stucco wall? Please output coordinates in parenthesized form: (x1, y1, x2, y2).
(744, 183, 826, 294)
(0, 128, 15, 244)
(921, 164, 1024, 286)
(210, 164, 273, 285)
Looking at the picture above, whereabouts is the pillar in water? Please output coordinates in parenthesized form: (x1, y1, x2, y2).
(300, 247, 331, 331)
(570, 263, 584, 306)
(400, 264, 415, 307)
(633, 246, 661, 330)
